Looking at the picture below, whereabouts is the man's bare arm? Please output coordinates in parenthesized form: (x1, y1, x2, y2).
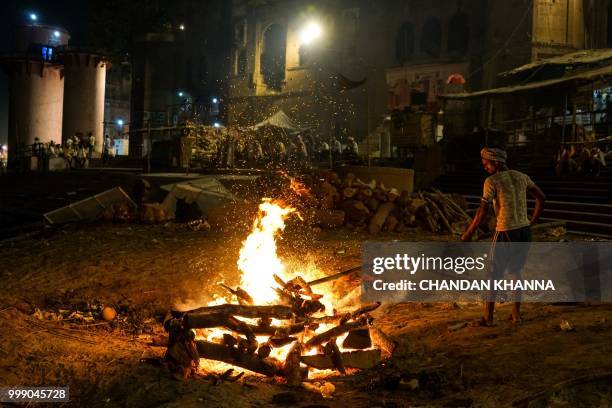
(461, 200, 489, 241)
(528, 184, 546, 225)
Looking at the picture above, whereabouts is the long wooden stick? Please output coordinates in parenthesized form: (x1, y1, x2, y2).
(305, 317, 368, 347)
(476, 220, 566, 241)
(308, 265, 362, 286)
(176, 304, 293, 319)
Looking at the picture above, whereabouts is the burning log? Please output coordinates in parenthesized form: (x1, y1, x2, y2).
(342, 328, 372, 349)
(195, 340, 284, 377)
(369, 327, 396, 359)
(323, 339, 346, 374)
(223, 333, 238, 347)
(165, 329, 199, 379)
(184, 313, 305, 336)
(219, 284, 254, 305)
(179, 304, 293, 319)
(351, 302, 382, 318)
(308, 265, 361, 286)
(269, 335, 298, 348)
(305, 316, 369, 347)
(301, 349, 382, 370)
(257, 343, 272, 358)
(284, 342, 304, 386)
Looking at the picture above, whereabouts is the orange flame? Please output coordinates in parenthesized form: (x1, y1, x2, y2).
(237, 199, 296, 304)
(198, 199, 364, 376)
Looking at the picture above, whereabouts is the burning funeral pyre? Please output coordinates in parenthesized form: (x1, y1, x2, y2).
(163, 199, 395, 385)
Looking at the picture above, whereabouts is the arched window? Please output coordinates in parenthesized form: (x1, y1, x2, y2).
(236, 49, 247, 75)
(260, 24, 286, 90)
(420, 18, 442, 58)
(395, 22, 415, 64)
(448, 11, 469, 55)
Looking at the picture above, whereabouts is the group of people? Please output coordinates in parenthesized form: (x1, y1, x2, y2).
(213, 132, 360, 168)
(555, 143, 609, 177)
(33, 132, 97, 169)
(21, 132, 116, 171)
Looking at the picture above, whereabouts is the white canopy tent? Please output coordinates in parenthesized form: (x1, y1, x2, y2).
(249, 110, 305, 133)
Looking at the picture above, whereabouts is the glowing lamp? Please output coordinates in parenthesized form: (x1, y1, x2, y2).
(300, 21, 323, 45)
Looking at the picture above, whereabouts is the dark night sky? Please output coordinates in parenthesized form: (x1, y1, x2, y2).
(0, 0, 89, 145)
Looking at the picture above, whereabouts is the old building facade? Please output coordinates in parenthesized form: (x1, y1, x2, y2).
(227, 0, 593, 143)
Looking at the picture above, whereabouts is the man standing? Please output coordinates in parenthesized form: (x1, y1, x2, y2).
(87, 132, 96, 160)
(296, 135, 308, 162)
(332, 137, 342, 157)
(345, 137, 359, 157)
(461, 147, 546, 325)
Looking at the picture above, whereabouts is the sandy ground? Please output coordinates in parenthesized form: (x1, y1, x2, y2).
(1, 213, 611, 407)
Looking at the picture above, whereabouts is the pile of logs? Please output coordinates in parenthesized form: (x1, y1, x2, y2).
(298, 171, 472, 235)
(163, 276, 395, 383)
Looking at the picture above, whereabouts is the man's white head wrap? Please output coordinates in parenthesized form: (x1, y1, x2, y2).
(480, 147, 507, 163)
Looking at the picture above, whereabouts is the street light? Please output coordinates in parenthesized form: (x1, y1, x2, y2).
(116, 119, 124, 126)
(179, 24, 185, 31)
(178, 91, 184, 97)
(300, 21, 323, 45)
(212, 97, 218, 104)
(29, 13, 38, 21)
(53, 30, 60, 38)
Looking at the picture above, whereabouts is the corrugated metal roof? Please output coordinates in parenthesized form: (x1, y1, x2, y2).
(439, 64, 612, 100)
(500, 49, 612, 77)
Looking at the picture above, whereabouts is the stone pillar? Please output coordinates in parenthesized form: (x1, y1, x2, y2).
(4, 59, 65, 149)
(60, 50, 108, 154)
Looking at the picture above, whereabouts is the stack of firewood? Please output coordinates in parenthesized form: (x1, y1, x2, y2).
(163, 275, 395, 383)
(299, 171, 471, 235)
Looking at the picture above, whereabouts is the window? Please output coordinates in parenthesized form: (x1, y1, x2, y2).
(342, 8, 360, 35)
(448, 11, 469, 55)
(236, 49, 247, 75)
(260, 24, 286, 90)
(234, 19, 247, 46)
(41, 46, 53, 61)
(299, 45, 310, 66)
(421, 18, 442, 58)
(396, 22, 415, 64)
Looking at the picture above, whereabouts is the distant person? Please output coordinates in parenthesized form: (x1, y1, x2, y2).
(319, 141, 330, 160)
(250, 139, 264, 165)
(344, 136, 359, 157)
(461, 147, 546, 326)
(276, 140, 286, 162)
(555, 145, 577, 176)
(296, 136, 308, 162)
(0, 146, 7, 174)
(87, 132, 96, 160)
(76, 143, 87, 168)
(332, 137, 342, 157)
(590, 146, 606, 176)
(102, 134, 110, 165)
(48, 140, 57, 157)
